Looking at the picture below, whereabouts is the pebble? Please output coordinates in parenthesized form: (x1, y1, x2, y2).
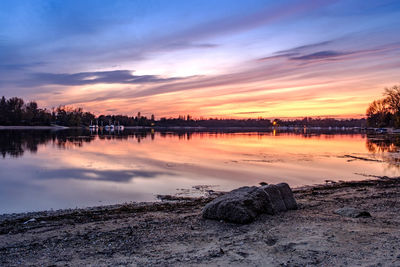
(23, 218, 36, 224)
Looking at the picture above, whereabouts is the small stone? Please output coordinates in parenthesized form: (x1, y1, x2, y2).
(23, 218, 36, 224)
(334, 207, 371, 218)
(265, 237, 277, 246)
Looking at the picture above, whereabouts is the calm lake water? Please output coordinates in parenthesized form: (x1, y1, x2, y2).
(1, 129, 399, 214)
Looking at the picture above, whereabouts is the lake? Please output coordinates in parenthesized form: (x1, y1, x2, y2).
(1, 129, 399, 214)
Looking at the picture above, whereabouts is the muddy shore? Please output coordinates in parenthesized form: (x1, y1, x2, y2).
(1, 177, 400, 266)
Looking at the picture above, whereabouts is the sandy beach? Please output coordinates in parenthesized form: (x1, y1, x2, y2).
(0, 177, 399, 266)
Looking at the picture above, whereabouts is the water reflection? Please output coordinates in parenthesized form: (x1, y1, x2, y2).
(38, 168, 170, 182)
(0, 129, 399, 214)
(1, 128, 365, 158)
(366, 135, 400, 153)
(366, 134, 400, 167)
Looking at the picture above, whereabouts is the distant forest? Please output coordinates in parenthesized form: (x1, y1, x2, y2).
(0, 96, 366, 127)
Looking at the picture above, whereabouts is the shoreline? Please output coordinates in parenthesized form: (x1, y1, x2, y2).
(0, 176, 393, 219)
(0, 125, 69, 130)
(0, 125, 366, 131)
(1, 176, 400, 265)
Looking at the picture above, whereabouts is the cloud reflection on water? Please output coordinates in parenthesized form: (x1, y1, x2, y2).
(37, 168, 170, 183)
(1, 129, 400, 213)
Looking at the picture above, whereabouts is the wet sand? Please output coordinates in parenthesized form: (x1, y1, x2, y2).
(1, 177, 400, 266)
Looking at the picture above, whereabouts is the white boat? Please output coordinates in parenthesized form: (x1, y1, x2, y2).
(115, 121, 124, 130)
(105, 124, 115, 131)
(104, 121, 124, 131)
(89, 120, 98, 130)
(104, 120, 114, 131)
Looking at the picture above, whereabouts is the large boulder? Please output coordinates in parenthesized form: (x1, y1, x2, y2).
(261, 184, 287, 213)
(202, 183, 297, 224)
(202, 186, 270, 224)
(276, 183, 298, 210)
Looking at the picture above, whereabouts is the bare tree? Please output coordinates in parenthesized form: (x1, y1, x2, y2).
(383, 85, 400, 114)
(366, 99, 390, 127)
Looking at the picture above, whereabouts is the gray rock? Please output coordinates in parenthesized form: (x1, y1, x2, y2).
(261, 185, 287, 213)
(276, 183, 298, 210)
(202, 186, 270, 223)
(334, 207, 371, 218)
(203, 183, 298, 223)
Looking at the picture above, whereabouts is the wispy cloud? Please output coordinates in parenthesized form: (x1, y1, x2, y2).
(233, 111, 267, 115)
(290, 50, 352, 60)
(275, 40, 335, 54)
(21, 70, 188, 86)
(55, 40, 400, 107)
(1, 0, 400, 118)
(0, 62, 46, 71)
(258, 41, 400, 63)
(0, 0, 336, 78)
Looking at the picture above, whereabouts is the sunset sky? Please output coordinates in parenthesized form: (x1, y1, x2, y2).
(1, 0, 400, 119)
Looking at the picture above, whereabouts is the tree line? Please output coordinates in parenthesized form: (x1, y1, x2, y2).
(0, 95, 366, 127)
(366, 85, 400, 128)
(0, 97, 52, 126)
(272, 117, 366, 128)
(0, 97, 152, 126)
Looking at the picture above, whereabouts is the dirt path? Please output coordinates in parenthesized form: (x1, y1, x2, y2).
(1, 178, 400, 266)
